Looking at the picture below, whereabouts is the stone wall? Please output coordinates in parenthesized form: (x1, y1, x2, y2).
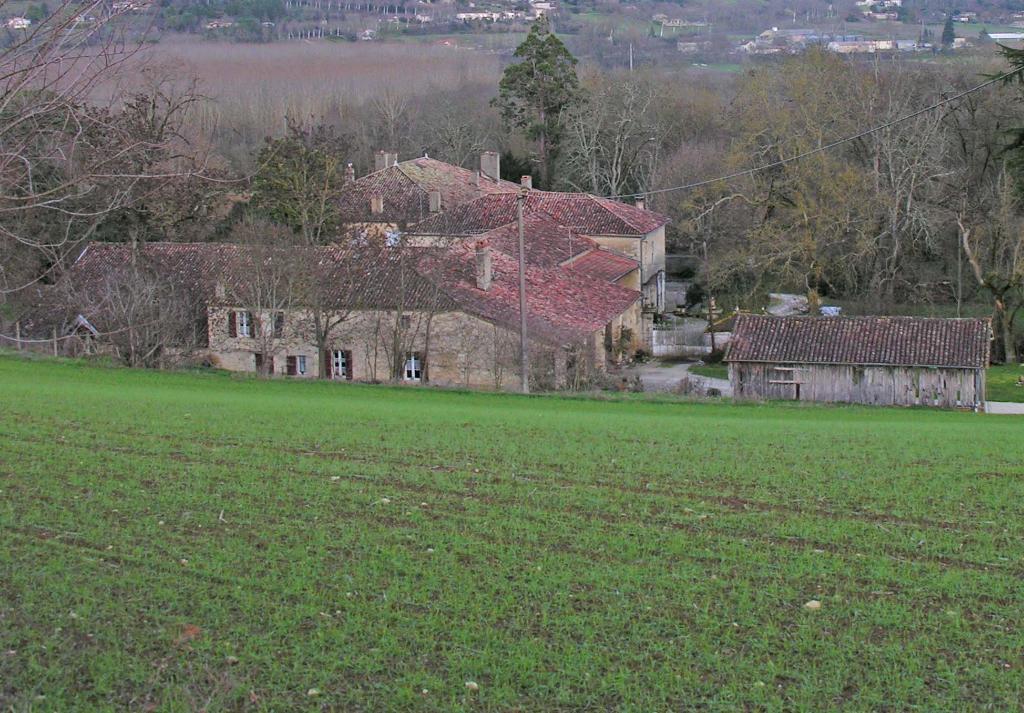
(206, 304, 621, 390)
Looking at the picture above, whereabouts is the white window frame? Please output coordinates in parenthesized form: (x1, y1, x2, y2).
(237, 310, 252, 338)
(332, 350, 347, 379)
(403, 353, 422, 382)
(296, 355, 307, 376)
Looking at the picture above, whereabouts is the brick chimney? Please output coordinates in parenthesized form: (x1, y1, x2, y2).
(521, 175, 532, 189)
(344, 163, 355, 183)
(428, 190, 442, 212)
(480, 151, 500, 182)
(370, 195, 384, 214)
(374, 150, 398, 172)
(475, 240, 492, 291)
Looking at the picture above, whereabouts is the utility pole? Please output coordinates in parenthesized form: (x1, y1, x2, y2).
(517, 188, 530, 394)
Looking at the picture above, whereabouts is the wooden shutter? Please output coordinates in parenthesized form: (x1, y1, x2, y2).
(228, 311, 237, 338)
(418, 351, 426, 382)
(344, 350, 353, 380)
(274, 312, 284, 337)
(325, 350, 333, 379)
(250, 312, 258, 338)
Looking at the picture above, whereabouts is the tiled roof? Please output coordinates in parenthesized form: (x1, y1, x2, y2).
(726, 315, 991, 369)
(541, 193, 668, 235)
(422, 244, 640, 345)
(411, 191, 669, 237)
(65, 241, 638, 346)
(563, 249, 638, 283)
(337, 157, 518, 225)
(67, 243, 456, 312)
(475, 212, 599, 268)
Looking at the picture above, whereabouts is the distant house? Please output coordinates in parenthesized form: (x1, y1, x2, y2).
(988, 32, 1024, 41)
(727, 315, 990, 408)
(5, 17, 31, 29)
(677, 41, 707, 54)
(827, 38, 895, 53)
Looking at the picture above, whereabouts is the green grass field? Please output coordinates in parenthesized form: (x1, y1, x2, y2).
(688, 363, 729, 381)
(987, 363, 1024, 402)
(2, 356, 1024, 710)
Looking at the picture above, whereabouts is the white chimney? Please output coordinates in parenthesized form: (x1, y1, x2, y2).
(344, 163, 355, 183)
(370, 195, 384, 214)
(480, 151, 500, 182)
(521, 175, 532, 189)
(475, 240, 492, 291)
(635, 196, 646, 211)
(429, 190, 442, 212)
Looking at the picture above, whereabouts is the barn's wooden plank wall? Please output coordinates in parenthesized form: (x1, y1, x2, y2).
(730, 363, 985, 408)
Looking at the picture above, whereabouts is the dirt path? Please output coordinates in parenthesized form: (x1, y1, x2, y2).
(985, 401, 1024, 415)
(626, 361, 732, 396)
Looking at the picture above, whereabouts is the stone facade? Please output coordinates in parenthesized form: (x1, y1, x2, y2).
(206, 302, 634, 390)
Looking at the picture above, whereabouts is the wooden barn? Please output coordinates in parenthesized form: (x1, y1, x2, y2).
(726, 315, 991, 409)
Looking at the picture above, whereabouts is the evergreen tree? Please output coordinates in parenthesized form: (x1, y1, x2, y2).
(493, 16, 579, 187)
(942, 15, 956, 47)
(251, 120, 349, 246)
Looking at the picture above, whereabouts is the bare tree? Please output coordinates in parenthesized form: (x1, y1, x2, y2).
(59, 263, 201, 368)
(956, 174, 1023, 364)
(559, 71, 663, 197)
(227, 218, 301, 376)
(0, 2, 217, 299)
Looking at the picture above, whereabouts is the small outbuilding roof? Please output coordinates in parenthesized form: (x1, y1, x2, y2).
(726, 315, 991, 369)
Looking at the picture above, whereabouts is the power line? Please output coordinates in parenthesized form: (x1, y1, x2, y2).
(613, 65, 1024, 201)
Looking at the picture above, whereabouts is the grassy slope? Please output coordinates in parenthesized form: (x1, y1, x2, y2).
(1, 356, 1023, 711)
(688, 363, 729, 380)
(987, 363, 1024, 402)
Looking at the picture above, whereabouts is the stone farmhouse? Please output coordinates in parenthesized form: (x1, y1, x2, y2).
(50, 150, 665, 389)
(59, 233, 640, 389)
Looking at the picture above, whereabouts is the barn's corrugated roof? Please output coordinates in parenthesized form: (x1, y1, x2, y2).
(726, 315, 991, 369)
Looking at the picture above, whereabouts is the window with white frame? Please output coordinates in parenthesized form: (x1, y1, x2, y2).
(403, 352, 422, 382)
(237, 310, 252, 337)
(332, 350, 349, 379)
